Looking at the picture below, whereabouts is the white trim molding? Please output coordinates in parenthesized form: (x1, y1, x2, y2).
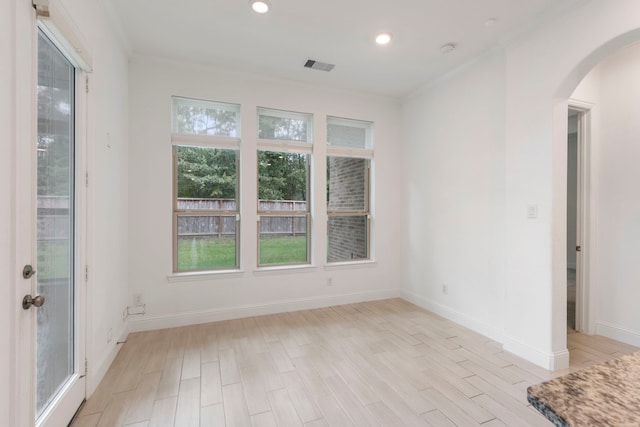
(503, 337, 569, 371)
(596, 321, 640, 348)
(128, 289, 400, 332)
(87, 325, 128, 397)
(399, 290, 505, 345)
(400, 290, 570, 371)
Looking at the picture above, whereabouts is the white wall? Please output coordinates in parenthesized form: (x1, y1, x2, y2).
(591, 42, 640, 345)
(2, 0, 129, 424)
(402, 0, 640, 370)
(71, 0, 131, 394)
(127, 57, 403, 331)
(401, 49, 507, 342)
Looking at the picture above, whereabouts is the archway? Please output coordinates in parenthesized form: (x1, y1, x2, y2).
(549, 29, 640, 367)
(502, 3, 640, 370)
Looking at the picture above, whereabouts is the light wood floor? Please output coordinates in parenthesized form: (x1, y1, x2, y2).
(71, 298, 638, 427)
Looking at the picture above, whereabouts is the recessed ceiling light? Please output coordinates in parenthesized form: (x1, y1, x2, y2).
(440, 43, 457, 54)
(375, 32, 393, 45)
(250, 0, 270, 14)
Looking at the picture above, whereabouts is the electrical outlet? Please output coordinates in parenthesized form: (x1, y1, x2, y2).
(133, 293, 143, 306)
(107, 328, 113, 343)
(122, 308, 128, 321)
(326, 277, 333, 286)
(442, 284, 448, 295)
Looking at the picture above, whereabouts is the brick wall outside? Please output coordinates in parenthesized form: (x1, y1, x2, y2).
(328, 157, 368, 261)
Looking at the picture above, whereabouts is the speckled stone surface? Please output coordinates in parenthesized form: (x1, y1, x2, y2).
(527, 351, 640, 426)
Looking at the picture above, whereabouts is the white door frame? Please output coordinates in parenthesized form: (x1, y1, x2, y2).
(14, 2, 39, 426)
(35, 36, 89, 426)
(568, 99, 596, 335)
(13, 4, 89, 426)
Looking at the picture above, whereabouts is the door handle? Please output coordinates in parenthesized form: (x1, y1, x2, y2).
(576, 246, 581, 252)
(22, 294, 45, 310)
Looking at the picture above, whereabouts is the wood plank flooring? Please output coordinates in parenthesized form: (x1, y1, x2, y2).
(71, 298, 638, 426)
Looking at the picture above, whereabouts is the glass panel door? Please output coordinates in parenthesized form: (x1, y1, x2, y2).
(36, 29, 76, 420)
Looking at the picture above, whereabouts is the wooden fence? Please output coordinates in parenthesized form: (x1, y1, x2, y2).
(178, 198, 307, 238)
(36, 197, 309, 240)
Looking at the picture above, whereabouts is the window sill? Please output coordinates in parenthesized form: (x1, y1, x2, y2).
(324, 260, 377, 271)
(253, 264, 317, 276)
(167, 269, 244, 283)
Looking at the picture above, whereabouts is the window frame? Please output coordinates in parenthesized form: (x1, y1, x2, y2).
(257, 107, 313, 267)
(171, 97, 241, 273)
(326, 116, 374, 264)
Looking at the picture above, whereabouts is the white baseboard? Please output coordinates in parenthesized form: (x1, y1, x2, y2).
(86, 325, 129, 397)
(503, 337, 569, 371)
(400, 290, 568, 371)
(596, 321, 640, 347)
(128, 289, 400, 333)
(399, 290, 505, 344)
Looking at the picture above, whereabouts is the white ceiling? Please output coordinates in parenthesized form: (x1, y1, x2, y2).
(109, 0, 565, 98)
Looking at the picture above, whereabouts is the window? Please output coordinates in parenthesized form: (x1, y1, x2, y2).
(326, 117, 373, 262)
(257, 108, 313, 266)
(172, 97, 240, 272)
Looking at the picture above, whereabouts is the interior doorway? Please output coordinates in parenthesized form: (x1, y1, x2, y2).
(566, 109, 580, 332)
(566, 104, 591, 335)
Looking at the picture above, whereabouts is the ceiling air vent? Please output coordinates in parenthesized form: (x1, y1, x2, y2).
(304, 59, 335, 72)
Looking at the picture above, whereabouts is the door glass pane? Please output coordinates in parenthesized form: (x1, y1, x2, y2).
(36, 30, 75, 418)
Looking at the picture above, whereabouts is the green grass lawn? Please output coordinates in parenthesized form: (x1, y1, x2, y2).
(177, 235, 307, 270)
(177, 237, 237, 270)
(258, 235, 307, 265)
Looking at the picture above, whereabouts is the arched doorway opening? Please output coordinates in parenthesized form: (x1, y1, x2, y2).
(552, 31, 640, 365)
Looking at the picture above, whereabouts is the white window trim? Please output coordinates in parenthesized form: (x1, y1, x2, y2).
(257, 139, 313, 154)
(326, 146, 373, 159)
(174, 96, 240, 112)
(167, 269, 244, 283)
(253, 265, 317, 276)
(324, 261, 377, 271)
(172, 133, 241, 149)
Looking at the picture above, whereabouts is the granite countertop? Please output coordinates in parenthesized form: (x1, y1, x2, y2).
(527, 351, 640, 426)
